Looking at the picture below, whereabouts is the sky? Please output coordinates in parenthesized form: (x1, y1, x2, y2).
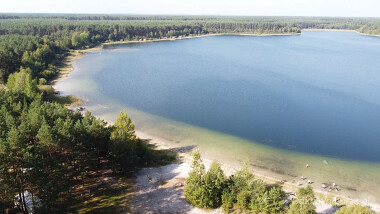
(1, 0, 380, 17)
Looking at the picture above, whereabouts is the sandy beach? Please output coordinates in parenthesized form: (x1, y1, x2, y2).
(132, 130, 378, 213)
(52, 46, 104, 85)
(302, 28, 380, 38)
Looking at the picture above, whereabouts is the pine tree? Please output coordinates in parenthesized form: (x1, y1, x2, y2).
(184, 150, 206, 207)
(109, 111, 137, 173)
(288, 185, 316, 214)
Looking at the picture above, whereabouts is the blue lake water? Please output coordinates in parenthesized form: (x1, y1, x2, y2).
(56, 31, 380, 206)
(100, 31, 380, 162)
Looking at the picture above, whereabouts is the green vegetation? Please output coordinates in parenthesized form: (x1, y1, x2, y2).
(185, 151, 289, 213)
(1, 14, 380, 84)
(67, 170, 132, 214)
(0, 71, 175, 213)
(288, 186, 316, 214)
(184, 150, 226, 208)
(1, 14, 380, 213)
(335, 205, 373, 214)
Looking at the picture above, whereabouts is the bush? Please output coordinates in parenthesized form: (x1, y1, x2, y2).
(39, 69, 56, 79)
(39, 78, 47, 85)
(223, 162, 255, 207)
(253, 190, 270, 213)
(237, 190, 251, 211)
(221, 189, 234, 213)
(249, 185, 286, 213)
(298, 185, 314, 199)
(267, 186, 286, 213)
(335, 205, 373, 214)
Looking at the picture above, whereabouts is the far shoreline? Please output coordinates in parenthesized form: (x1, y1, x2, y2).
(302, 28, 380, 38)
(52, 32, 302, 87)
(53, 29, 380, 86)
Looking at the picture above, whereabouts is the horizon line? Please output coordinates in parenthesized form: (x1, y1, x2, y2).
(1, 12, 380, 19)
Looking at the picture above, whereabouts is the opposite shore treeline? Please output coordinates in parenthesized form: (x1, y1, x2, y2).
(1, 15, 380, 84)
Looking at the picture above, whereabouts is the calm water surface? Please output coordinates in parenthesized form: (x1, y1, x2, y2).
(56, 31, 380, 206)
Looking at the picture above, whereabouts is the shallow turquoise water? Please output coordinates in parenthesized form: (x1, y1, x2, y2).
(55, 31, 380, 206)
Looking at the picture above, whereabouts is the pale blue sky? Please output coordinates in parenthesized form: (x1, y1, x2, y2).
(1, 0, 380, 17)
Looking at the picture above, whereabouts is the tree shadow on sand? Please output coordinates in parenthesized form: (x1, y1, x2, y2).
(130, 145, 197, 213)
(318, 205, 340, 214)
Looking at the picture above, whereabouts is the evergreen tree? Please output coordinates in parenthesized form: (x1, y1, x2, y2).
(202, 161, 226, 208)
(288, 185, 316, 214)
(184, 150, 206, 207)
(6, 68, 38, 97)
(109, 111, 137, 173)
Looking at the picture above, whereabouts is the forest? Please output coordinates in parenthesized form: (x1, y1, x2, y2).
(1, 15, 380, 84)
(0, 14, 379, 213)
(0, 70, 175, 212)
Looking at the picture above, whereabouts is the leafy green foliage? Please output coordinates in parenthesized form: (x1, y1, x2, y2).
(6, 68, 39, 97)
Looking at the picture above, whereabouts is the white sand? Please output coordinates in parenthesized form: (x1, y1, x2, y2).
(130, 134, 345, 214)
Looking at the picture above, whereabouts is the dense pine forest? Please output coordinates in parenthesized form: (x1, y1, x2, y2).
(0, 73, 175, 213)
(1, 14, 380, 213)
(1, 14, 380, 84)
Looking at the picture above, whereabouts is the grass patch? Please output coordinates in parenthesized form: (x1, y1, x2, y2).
(318, 192, 346, 207)
(38, 84, 55, 94)
(55, 95, 83, 107)
(67, 173, 133, 214)
(138, 141, 178, 167)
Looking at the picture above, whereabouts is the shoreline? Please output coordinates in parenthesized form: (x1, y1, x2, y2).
(53, 31, 380, 213)
(135, 130, 380, 213)
(52, 46, 103, 85)
(101, 32, 301, 46)
(52, 32, 301, 88)
(302, 28, 380, 38)
(53, 29, 379, 85)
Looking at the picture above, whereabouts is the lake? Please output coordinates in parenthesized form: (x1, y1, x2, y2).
(55, 31, 380, 206)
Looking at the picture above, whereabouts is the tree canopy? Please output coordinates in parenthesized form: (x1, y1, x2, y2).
(0, 81, 175, 213)
(185, 152, 287, 213)
(1, 15, 380, 84)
